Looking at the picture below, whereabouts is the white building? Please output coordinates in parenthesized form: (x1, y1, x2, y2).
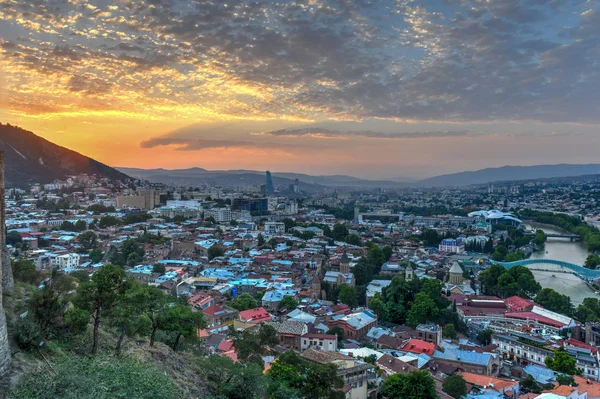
(439, 238, 465, 253)
(205, 208, 232, 223)
(52, 253, 81, 269)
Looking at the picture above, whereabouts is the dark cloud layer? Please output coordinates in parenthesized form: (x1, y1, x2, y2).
(261, 128, 469, 139)
(0, 0, 599, 123)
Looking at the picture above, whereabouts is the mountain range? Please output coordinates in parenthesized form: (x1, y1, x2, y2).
(0, 123, 129, 187)
(414, 164, 600, 187)
(3, 122, 600, 189)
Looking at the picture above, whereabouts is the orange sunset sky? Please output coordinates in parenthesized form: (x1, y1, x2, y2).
(1, 0, 599, 179)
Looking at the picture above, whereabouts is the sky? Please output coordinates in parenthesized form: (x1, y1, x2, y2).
(0, 0, 599, 180)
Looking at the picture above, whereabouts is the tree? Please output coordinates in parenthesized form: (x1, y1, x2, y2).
(60, 221, 76, 231)
(63, 307, 90, 336)
(89, 248, 104, 263)
(338, 285, 358, 308)
(75, 220, 87, 232)
(535, 288, 573, 316)
(99, 215, 122, 228)
(345, 234, 361, 246)
(153, 263, 166, 275)
(406, 292, 439, 327)
(278, 295, 298, 310)
(233, 324, 278, 365)
(381, 370, 438, 399)
(520, 374, 542, 394)
(575, 297, 600, 323)
(12, 259, 41, 285)
(207, 244, 226, 260)
(326, 326, 345, 343)
(332, 223, 349, 241)
(7, 230, 23, 245)
(443, 324, 457, 339)
(267, 351, 345, 399)
(477, 329, 494, 345)
(546, 347, 580, 375)
(443, 375, 467, 399)
(71, 269, 91, 282)
(534, 230, 547, 247)
(556, 374, 576, 386)
(368, 295, 388, 321)
(230, 293, 258, 311)
(198, 355, 266, 399)
(156, 303, 206, 351)
(585, 254, 600, 269)
(79, 231, 98, 251)
(73, 264, 127, 354)
(257, 233, 266, 246)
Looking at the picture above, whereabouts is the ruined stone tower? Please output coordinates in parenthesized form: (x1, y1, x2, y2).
(0, 151, 11, 383)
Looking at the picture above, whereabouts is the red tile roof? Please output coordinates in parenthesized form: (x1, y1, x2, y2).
(504, 296, 534, 312)
(504, 311, 565, 327)
(239, 307, 272, 323)
(460, 372, 518, 392)
(401, 339, 435, 356)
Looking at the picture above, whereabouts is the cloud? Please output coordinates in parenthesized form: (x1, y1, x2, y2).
(139, 137, 280, 151)
(0, 0, 599, 124)
(257, 128, 470, 139)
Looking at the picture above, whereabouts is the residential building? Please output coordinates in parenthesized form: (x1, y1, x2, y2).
(264, 222, 285, 236)
(327, 310, 377, 340)
(300, 349, 375, 399)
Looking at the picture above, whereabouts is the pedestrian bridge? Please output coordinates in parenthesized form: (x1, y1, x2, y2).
(494, 258, 600, 280)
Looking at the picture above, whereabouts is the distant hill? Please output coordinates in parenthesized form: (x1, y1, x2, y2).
(117, 167, 408, 191)
(416, 164, 600, 187)
(0, 123, 129, 187)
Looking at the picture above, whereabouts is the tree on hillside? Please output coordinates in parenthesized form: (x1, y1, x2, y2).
(381, 370, 438, 399)
(73, 264, 127, 354)
(198, 355, 266, 399)
(233, 324, 278, 365)
(157, 304, 206, 351)
(267, 351, 345, 399)
(442, 375, 467, 399)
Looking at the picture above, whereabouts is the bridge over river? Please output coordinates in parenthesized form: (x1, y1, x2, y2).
(494, 258, 600, 280)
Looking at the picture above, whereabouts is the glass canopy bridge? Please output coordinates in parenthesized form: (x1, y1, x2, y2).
(494, 258, 600, 280)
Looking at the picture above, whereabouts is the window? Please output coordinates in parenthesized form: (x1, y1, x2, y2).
(359, 381, 363, 387)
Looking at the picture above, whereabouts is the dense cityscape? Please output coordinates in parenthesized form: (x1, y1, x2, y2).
(2, 166, 600, 398)
(1, 0, 599, 397)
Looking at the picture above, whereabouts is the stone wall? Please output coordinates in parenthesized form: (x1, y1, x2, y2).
(1, 152, 13, 293)
(0, 150, 11, 385)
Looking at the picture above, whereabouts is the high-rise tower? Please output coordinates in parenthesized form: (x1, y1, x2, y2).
(265, 171, 274, 196)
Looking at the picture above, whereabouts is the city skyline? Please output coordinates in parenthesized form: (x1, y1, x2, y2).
(1, 1, 599, 179)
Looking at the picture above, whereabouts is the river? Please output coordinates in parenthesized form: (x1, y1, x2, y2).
(525, 223, 596, 306)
